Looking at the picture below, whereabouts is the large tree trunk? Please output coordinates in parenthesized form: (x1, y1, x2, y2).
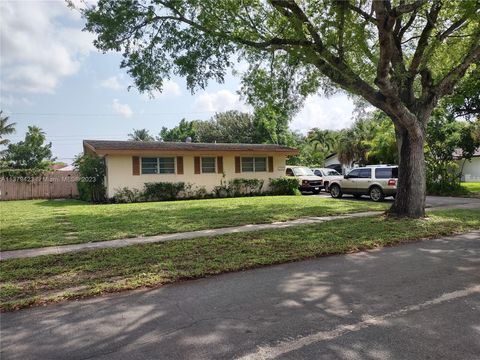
(388, 126, 426, 218)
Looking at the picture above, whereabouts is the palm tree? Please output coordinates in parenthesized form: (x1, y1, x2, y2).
(128, 129, 154, 141)
(0, 111, 16, 146)
(307, 129, 338, 153)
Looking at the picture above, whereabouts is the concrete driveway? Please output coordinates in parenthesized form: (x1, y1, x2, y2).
(313, 192, 480, 208)
(1, 231, 479, 360)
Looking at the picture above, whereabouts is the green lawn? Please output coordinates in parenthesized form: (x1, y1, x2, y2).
(1, 208, 478, 311)
(462, 182, 480, 197)
(0, 196, 388, 251)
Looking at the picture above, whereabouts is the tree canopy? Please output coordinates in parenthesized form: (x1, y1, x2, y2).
(0, 111, 16, 147)
(128, 128, 155, 141)
(2, 126, 54, 170)
(81, 0, 480, 217)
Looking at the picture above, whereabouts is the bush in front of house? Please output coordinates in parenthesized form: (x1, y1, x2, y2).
(113, 187, 144, 203)
(74, 154, 106, 203)
(228, 178, 264, 196)
(213, 178, 264, 197)
(143, 182, 186, 201)
(269, 177, 301, 195)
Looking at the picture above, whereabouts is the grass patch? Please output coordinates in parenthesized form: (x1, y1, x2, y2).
(462, 182, 480, 197)
(0, 196, 387, 251)
(1, 208, 478, 311)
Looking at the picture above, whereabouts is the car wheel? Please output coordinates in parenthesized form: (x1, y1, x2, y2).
(330, 184, 343, 199)
(369, 186, 384, 202)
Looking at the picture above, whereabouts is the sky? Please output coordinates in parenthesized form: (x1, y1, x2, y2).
(0, 0, 356, 164)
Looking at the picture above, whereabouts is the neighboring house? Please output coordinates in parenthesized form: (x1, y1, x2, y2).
(83, 140, 298, 198)
(454, 148, 480, 182)
(324, 153, 352, 175)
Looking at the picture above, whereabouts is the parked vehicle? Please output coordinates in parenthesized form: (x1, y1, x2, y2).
(285, 166, 323, 194)
(311, 168, 343, 192)
(328, 165, 398, 202)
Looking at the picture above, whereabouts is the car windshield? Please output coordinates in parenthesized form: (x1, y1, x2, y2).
(293, 167, 315, 176)
(324, 169, 340, 176)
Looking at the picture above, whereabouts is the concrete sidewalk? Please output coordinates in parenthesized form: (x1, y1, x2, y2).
(1, 211, 382, 260)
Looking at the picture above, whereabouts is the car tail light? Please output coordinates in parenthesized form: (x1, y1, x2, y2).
(388, 179, 396, 186)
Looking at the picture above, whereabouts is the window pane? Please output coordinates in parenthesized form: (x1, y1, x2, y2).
(202, 157, 216, 173)
(242, 157, 254, 172)
(359, 169, 371, 178)
(348, 169, 361, 178)
(142, 158, 158, 174)
(159, 157, 175, 174)
(254, 157, 267, 172)
(375, 167, 398, 179)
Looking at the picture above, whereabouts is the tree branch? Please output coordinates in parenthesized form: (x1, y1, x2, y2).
(434, 39, 480, 97)
(408, 1, 441, 75)
(345, 2, 378, 24)
(391, 0, 428, 16)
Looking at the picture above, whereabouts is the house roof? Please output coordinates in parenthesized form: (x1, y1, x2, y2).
(83, 140, 298, 155)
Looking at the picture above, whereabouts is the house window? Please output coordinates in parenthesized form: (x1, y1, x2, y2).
(159, 157, 175, 174)
(141, 157, 158, 174)
(201, 157, 216, 173)
(241, 157, 267, 172)
(141, 157, 175, 174)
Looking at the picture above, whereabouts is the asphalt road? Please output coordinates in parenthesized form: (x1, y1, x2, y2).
(1, 230, 479, 360)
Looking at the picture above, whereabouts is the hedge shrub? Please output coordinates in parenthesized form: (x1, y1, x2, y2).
(143, 182, 186, 201)
(269, 177, 301, 195)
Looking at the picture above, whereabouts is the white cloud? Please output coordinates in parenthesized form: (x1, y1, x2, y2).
(100, 76, 123, 91)
(0, 0, 95, 94)
(112, 99, 133, 118)
(291, 94, 355, 133)
(142, 80, 182, 99)
(194, 89, 251, 113)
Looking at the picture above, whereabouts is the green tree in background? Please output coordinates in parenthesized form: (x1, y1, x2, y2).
(158, 118, 198, 142)
(196, 111, 258, 143)
(128, 129, 154, 141)
(0, 111, 16, 147)
(3, 126, 54, 171)
(81, 0, 480, 217)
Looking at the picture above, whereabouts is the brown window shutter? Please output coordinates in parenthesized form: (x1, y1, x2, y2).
(268, 156, 274, 173)
(132, 156, 140, 175)
(217, 156, 223, 174)
(194, 156, 201, 174)
(235, 156, 241, 173)
(176, 156, 184, 174)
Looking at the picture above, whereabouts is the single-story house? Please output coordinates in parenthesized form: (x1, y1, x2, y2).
(83, 140, 298, 198)
(454, 147, 480, 182)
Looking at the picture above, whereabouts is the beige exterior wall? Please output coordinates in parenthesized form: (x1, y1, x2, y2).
(105, 152, 288, 197)
(456, 157, 480, 182)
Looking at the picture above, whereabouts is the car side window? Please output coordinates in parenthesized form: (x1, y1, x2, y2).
(314, 170, 321, 176)
(359, 168, 372, 179)
(286, 168, 294, 176)
(347, 169, 361, 178)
